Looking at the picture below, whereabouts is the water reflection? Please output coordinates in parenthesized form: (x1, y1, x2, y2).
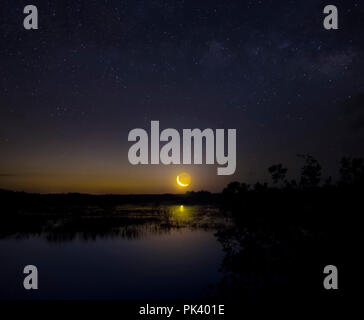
(0, 229, 224, 300)
(0, 204, 333, 301)
(0, 205, 232, 300)
(0, 205, 229, 242)
(167, 205, 194, 224)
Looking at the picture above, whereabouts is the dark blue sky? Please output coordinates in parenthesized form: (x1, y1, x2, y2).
(0, 0, 363, 193)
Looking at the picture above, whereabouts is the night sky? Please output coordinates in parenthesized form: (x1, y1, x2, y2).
(0, 0, 364, 194)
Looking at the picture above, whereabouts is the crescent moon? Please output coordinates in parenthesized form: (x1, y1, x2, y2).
(177, 175, 189, 187)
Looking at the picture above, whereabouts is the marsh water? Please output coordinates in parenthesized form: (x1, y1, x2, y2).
(0, 205, 230, 300)
(0, 201, 336, 301)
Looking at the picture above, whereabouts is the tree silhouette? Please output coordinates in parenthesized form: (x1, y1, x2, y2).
(297, 154, 322, 188)
(268, 164, 288, 186)
(339, 157, 364, 186)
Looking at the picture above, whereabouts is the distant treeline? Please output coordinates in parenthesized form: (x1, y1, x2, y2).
(223, 155, 364, 195)
(220, 155, 363, 226)
(0, 189, 218, 215)
(0, 155, 363, 214)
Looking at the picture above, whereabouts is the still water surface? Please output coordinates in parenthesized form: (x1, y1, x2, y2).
(0, 205, 226, 300)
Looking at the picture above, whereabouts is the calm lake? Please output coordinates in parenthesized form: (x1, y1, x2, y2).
(0, 205, 228, 300)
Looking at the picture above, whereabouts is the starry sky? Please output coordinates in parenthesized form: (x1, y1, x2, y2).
(0, 0, 364, 194)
